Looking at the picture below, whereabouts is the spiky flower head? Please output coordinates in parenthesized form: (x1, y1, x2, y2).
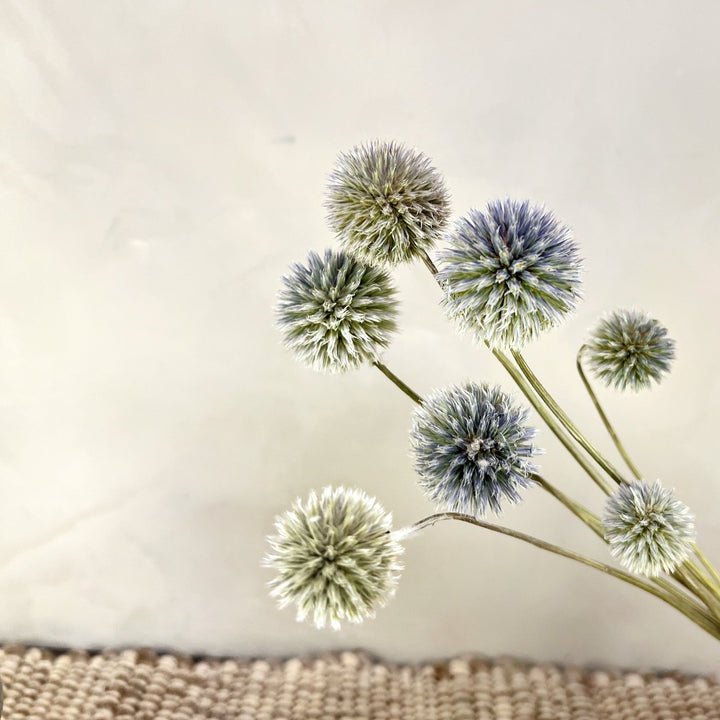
(586, 309, 675, 392)
(437, 199, 582, 349)
(264, 486, 404, 630)
(325, 140, 451, 266)
(603, 480, 695, 577)
(411, 382, 540, 516)
(277, 249, 399, 373)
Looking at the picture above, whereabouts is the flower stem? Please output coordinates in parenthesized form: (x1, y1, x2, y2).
(532, 474, 605, 539)
(373, 361, 423, 405)
(693, 543, 720, 589)
(576, 345, 643, 481)
(673, 563, 720, 621)
(490, 348, 615, 495)
(402, 512, 720, 640)
(512, 349, 628, 487)
(418, 249, 438, 276)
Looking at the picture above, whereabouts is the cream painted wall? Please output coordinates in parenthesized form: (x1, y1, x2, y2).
(1, 0, 720, 672)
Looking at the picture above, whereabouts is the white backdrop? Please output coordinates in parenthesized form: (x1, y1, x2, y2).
(1, 0, 720, 673)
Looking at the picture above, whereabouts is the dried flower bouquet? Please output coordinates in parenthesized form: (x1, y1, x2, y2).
(265, 140, 720, 642)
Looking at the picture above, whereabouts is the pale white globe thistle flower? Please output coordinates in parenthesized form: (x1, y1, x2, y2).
(437, 199, 582, 349)
(264, 487, 404, 630)
(277, 249, 399, 373)
(586, 309, 675, 391)
(411, 382, 541, 516)
(325, 140, 451, 266)
(603, 480, 695, 577)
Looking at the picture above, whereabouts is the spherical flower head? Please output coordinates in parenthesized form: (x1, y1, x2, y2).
(277, 249, 399, 373)
(586, 309, 675, 392)
(325, 140, 451, 266)
(411, 382, 541, 516)
(264, 486, 404, 630)
(437, 199, 582, 349)
(603, 480, 695, 577)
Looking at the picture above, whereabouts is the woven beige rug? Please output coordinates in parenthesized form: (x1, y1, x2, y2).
(1, 644, 719, 720)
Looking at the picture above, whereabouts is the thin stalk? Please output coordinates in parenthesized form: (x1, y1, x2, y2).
(532, 474, 605, 540)
(491, 347, 614, 495)
(402, 512, 720, 640)
(673, 564, 720, 622)
(576, 345, 643, 481)
(418, 249, 439, 276)
(373, 361, 422, 405)
(513, 349, 628, 486)
(693, 543, 720, 588)
(675, 560, 720, 619)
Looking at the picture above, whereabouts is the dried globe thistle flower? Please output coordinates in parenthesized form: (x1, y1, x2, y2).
(437, 199, 582, 349)
(586, 309, 675, 392)
(277, 249, 399, 373)
(411, 382, 540, 515)
(264, 486, 404, 629)
(325, 140, 451, 266)
(603, 480, 695, 577)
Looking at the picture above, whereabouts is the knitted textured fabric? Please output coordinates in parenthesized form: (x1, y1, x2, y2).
(0, 645, 719, 720)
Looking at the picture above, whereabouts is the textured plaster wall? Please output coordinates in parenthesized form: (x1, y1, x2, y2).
(1, 0, 720, 672)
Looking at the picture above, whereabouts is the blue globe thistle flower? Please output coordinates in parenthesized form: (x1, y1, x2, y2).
(437, 199, 582, 349)
(410, 383, 541, 516)
(586, 309, 675, 392)
(325, 140, 451, 266)
(603, 480, 695, 577)
(277, 249, 399, 373)
(264, 487, 404, 629)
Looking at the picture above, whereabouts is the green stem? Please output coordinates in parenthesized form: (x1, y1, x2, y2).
(513, 349, 628, 487)
(404, 512, 720, 641)
(693, 543, 720, 589)
(576, 345, 643, 481)
(673, 563, 720, 622)
(532, 474, 605, 540)
(373, 361, 423, 405)
(491, 347, 614, 495)
(418, 249, 439, 276)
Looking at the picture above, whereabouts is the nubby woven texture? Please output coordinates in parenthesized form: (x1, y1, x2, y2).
(0, 645, 719, 720)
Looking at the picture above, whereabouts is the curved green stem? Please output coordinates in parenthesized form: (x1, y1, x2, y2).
(513, 349, 628, 486)
(491, 348, 614, 495)
(403, 512, 720, 641)
(576, 345, 643, 481)
(373, 361, 422, 405)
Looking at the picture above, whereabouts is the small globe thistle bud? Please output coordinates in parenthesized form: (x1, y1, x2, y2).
(437, 199, 582, 349)
(277, 249, 399, 373)
(264, 487, 404, 630)
(325, 140, 451, 266)
(586, 309, 675, 392)
(603, 480, 695, 577)
(411, 383, 541, 516)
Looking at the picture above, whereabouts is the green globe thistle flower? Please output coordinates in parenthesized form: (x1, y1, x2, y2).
(264, 486, 404, 630)
(603, 480, 695, 577)
(277, 249, 399, 373)
(437, 199, 582, 349)
(586, 309, 675, 391)
(411, 382, 540, 515)
(325, 140, 451, 266)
